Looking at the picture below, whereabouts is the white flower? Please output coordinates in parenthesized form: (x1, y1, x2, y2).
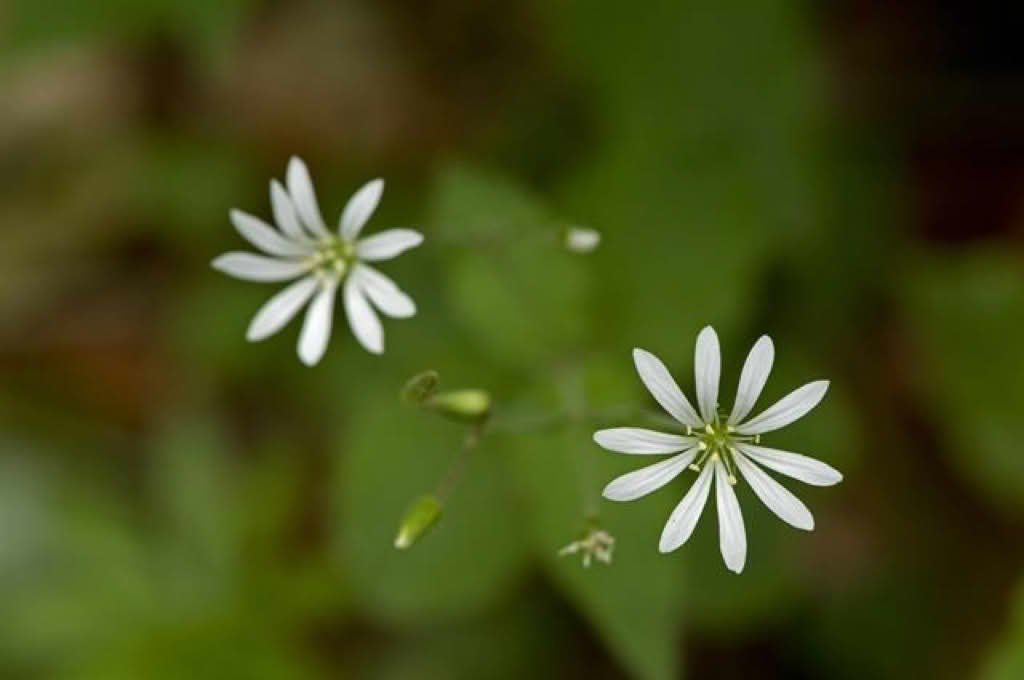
(212, 157, 423, 364)
(564, 226, 601, 253)
(558, 527, 615, 568)
(594, 326, 842, 573)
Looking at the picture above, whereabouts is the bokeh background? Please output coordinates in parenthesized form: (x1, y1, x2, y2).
(3, 1, 1024, 678)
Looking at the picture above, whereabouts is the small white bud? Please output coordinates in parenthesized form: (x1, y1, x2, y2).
(564, 226, 601, 253)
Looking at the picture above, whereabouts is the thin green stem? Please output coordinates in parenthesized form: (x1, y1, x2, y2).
(435, 425, 482, 503)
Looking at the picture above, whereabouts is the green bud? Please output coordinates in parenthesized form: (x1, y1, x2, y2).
(401, 370, 441, 405)
(425, 389, 492, 424)
(394, 495, 443, 549)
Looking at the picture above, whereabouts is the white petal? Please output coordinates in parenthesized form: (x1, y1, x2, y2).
(733, 449, 814, 530)
(354, 229, 423, 261)
(632, 349, 703, 427)
(735, 380, 830, 434)
(270, 179, 310, 242)
(343, 275, 383, 354)
(714, 459, 746, 573)
(602, 448, 698, 501)
(339, 178, 384, 240)
(286, 156, 329, 237)
(297, 281, 337, 366)
(727, 335, 774, 425)
(230, 209, 311, 257)
(211, 252, 309, 282)
(734, 443, 843, 486)
(658, 462, 713, 553)
(593, 428, 696, 455)
(694, 326, 721, 423)
(246, 276, 319, 341)
(350, 264, 415, 318)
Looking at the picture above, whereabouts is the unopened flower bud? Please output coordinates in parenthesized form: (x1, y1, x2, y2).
(425, 389, 492, 424)
(401, 370, 441, 405)
(394, 495, 443, 549)
(564, 226, 601, 253)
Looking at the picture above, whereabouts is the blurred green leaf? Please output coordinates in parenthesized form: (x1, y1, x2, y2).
(546, 0, 828, 355)
(495, 359, 686, 680)
(979, 576, 1024, 680)
(504, 423, 683, 680)
(0, 418, 347, 679)
(431, 165, 590, 367)
(362, 591, 580, 680)
(906, 250, 1024, 516)
(151, 413, 239, 576)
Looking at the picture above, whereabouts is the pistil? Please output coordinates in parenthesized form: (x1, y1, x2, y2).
(685, 415, 756, 485)
(310, 237, 354, 280)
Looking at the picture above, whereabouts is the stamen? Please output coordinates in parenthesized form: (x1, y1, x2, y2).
(690, 441, 712, 472)
(718, 445, 740, 485)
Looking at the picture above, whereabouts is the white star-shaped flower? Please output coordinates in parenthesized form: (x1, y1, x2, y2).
(212, 157, 422, 364)
(594, 326, 842, 573)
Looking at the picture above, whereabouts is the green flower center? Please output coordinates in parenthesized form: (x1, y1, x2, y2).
(687, 415, 760, 485)
(309, 237, 355, 280)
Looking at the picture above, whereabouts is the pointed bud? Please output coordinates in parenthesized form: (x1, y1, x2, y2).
(564, 226, 601, 253)
(425, 389, 492, 424)
(394, 495, 442, 549)
(401, 370, 441, 405)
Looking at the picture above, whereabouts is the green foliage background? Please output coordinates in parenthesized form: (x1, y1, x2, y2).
(1, 1, 1022, 678)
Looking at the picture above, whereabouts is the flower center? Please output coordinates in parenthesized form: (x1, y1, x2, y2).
(686, 415, 760, 485)
(309, 237, 355, 281)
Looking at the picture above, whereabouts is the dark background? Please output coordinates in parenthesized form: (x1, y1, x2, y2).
(2, 1, 1024, 678)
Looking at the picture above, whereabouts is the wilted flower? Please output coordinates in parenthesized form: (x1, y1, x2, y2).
(594, 326, 842, 573)
(559, 526, 616, 567)
(212, 157, 422, 364)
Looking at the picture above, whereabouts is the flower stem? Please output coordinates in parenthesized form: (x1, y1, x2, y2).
(436, 425, 482, 503)
(558, 364, 600, 519)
